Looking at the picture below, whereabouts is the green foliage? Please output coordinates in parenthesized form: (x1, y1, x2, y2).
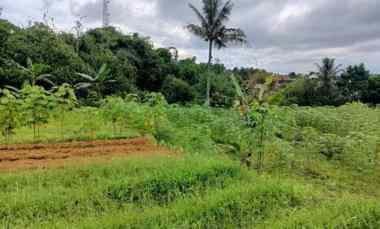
(161, 75, 195, 104)
(339, 63, 370, 102)
(186, 0, 247, 106)
(364, 76, 380, 104)
(0, 89, 20, 140)
(76, 63, 115, 98)
(106, 157, 240, 204)
(277, 60, 380, 106)
(53, 84, 77, 138)
(101, 96, 127, 135)
(20, 85, 55, 140)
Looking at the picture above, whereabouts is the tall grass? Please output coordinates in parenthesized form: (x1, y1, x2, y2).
(0, 155, 243, 227)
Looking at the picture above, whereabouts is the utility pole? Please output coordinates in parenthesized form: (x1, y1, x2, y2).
(102, 0, 111, 27)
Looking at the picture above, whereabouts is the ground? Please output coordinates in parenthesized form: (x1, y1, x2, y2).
(0, 138, 170, 172)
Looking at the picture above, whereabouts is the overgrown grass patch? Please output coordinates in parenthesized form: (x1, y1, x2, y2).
(0, 155, 243, 227)
(32, 176, 309, 229)
(263, 197, 380, 229)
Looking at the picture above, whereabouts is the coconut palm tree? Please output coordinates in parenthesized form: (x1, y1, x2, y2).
(75, 63, 115, 98)
(315, 58, 342, 96)
(187, 0, 247, 106)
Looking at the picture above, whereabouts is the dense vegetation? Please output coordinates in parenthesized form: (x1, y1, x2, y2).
(1, 19, 380, 107)
(0, 96, 379, 227)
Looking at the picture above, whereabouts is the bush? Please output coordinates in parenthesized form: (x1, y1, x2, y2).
(161, 75, 196, 104)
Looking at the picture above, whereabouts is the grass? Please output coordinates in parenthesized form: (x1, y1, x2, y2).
(0, 155, 243, 228)
(0, 108, 139, 144)
(0, 102, 379, 228)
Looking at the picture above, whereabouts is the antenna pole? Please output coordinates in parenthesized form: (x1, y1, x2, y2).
(102, 0, 110, 27)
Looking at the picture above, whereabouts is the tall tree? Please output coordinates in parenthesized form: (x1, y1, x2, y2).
(187, 0, 247, 106)
(339, 64, 370, 102)
(315, 58, 342, 103)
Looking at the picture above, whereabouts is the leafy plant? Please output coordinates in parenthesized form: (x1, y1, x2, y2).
(21, 57, 55, 87)
(76, 64, 116, 98)
(20, 85, 55, 141)
(53, 84, 77, 138)
(0, 89, 20, 142)
(101, 96, 128, 136)
(230, 74, 275, 171)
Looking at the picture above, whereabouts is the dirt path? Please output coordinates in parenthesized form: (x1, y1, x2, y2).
(0, 138, 170, 172)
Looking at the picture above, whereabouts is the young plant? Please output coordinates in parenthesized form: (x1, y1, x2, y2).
(0, 89, 20, 143)
(22, 57, 55, 87)
(75, 64, 116, 98)
(101, 96, 127, 136)
(53, 84, 77, 139)
(20, 85, 55, 141)
(143, 93, 172, 143)
(230, 74, 275, 172)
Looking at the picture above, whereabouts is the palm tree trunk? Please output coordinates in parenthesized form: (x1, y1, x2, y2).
(205, 40, 213, 106)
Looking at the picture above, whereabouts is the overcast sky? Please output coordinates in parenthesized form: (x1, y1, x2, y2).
(1, 0, 379, 73)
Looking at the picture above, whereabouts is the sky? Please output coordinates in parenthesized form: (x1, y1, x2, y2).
(1, 0, 379, 73)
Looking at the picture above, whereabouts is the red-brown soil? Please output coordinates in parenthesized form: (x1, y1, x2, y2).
(0, 138, 170, 172)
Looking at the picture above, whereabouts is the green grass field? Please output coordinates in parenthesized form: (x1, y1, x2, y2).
(0, 102, 379, 228)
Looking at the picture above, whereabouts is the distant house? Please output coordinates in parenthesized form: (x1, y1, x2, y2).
(272, 74, 293, 89)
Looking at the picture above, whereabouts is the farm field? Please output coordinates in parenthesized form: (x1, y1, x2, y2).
(0, 138, 169, 171)
(0, 101, 379, 228)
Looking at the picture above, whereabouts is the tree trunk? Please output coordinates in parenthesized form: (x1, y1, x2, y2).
(205, 40, 213, 106)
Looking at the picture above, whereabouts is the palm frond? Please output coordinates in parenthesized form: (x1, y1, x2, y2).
(214, 0, 233, 27)
(36, 75, 56, 86)
(97, 64, 111, 81)
(76, 73, 96, 82)
(188, 3, 208, 28)
(4, 85, 20, 93)
(74, 82, 93, 90)
(186, 24, 207, 39)
(222, 28, 248, 45)
(214, 37, 227, 49)
(202, 0, 213, 24)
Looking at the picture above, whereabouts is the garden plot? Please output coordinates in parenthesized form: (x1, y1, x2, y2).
(0, 138, 170, 171)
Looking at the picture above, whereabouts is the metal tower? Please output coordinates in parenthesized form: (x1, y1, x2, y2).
(102, 0, 110, 27)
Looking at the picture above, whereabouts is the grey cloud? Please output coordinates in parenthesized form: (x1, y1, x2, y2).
(1, 0, 380, 73)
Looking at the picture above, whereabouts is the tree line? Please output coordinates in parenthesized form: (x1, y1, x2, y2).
(276, 58, 380, 106)
(1, 0, 380, 108)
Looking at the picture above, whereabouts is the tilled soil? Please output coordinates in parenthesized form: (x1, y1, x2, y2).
(0, 138, 170, 172)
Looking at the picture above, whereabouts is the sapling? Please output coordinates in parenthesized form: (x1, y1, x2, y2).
(101, 96, 127, 136)
(230, 74, 275, 172)
(20, 85, 55, 141)
(0, 89, 20, 143)
(53, 84, 77, 139)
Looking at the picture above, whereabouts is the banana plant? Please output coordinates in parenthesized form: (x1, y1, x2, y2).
(230, 74, 275, 172)
(4, 58, 56, 96)
(75, 64, 116, 98)
(21, 57, 55, 87)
